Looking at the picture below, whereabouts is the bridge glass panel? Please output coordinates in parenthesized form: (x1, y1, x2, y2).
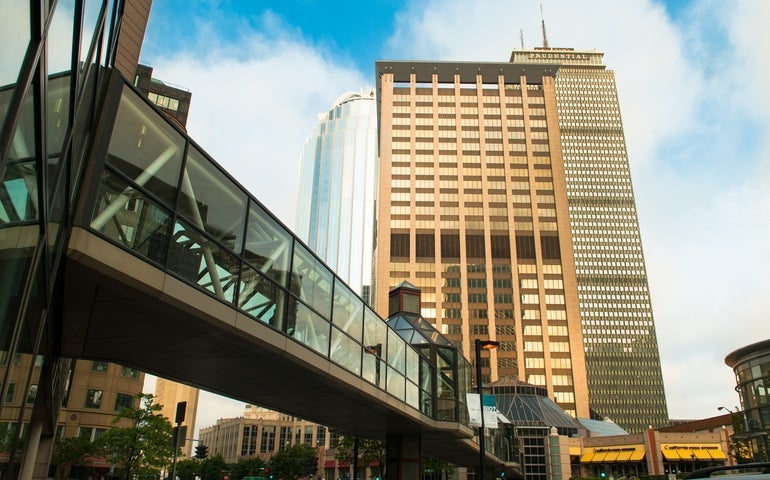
(105, 89, 184, 207)
(2, 88, 35, 163)
(1, 159, 37, 223)
(331, 280, 363, 342)
(288, 302, 330, 356)
(420, 357, 433, 416)
(243, 202, 292, 288)
(363, 309, 386, 388)
(168, 219, 239, 304)
(406, 380, 420, 410)
(387, 329, 406, 375)
(90, 169, 174, 262)
(178, 147, 247, 253)
(291, 243, 333, 318)
(406, 345, 419, 383)
(237, 263, 287, 330)
(330, 327, 362, 375)
(386, 366, 405, 401)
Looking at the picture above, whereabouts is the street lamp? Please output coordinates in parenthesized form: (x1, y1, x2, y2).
(475, 339, 499, 480)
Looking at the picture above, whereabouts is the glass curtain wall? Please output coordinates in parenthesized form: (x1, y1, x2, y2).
(1, 1, 123, 479)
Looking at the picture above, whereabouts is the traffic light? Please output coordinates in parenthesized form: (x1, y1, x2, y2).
(195, 444, 209, 459)
(264, 468, 272, 480)
(600, 472, 607, 478)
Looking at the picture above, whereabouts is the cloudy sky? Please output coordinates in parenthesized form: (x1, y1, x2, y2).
(138, 0, 770, 436)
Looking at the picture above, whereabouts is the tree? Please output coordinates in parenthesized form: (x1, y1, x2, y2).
(229, 456, 267, 480)
(99, 393, 175, 480)
(270, 444, 318, 480)
(335, 436, 386, 480)
(175, 459, 198, 480)
(198, 454, 228, 480)
(51, 435, 98, 480)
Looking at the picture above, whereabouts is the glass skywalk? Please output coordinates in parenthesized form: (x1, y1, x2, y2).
(79, 71, 469, 422)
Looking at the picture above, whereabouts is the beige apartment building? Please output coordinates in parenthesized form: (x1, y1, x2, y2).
(154, 378, 200, 458)
(372, 48, 667, 431)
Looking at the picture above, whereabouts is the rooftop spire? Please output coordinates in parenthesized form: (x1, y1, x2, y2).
(540, 3, 549, 49)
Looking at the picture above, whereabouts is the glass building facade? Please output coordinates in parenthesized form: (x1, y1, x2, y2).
(725, 339, 770, 462)
(1, 1, 150, 478)
(296, 90, 378, 303)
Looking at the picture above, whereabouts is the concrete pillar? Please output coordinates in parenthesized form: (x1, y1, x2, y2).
(386, 434, 422, 480)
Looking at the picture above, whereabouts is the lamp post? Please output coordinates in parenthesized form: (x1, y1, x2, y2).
(475, 339, 499, 480)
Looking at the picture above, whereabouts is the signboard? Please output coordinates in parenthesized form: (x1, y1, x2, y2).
(467, 393, 498, 428)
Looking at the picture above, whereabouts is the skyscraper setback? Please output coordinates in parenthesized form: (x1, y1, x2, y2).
(371, 48, 668, 432)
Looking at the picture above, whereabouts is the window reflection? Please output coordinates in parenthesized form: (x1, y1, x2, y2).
(244, 202, 292, 287)
(178, 147, 247, 252)
(106, 88, 184, 207)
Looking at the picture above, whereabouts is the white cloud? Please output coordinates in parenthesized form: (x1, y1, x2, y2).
(148, 28, 368, 229)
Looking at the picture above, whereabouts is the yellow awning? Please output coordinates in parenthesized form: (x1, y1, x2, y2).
(580, 450, 596, 463)
(692, 449, 712, 460)
(629, 448, 646, 461)
(570, 446, 582, 456)
(603, 450, 621, 462)
(661, 444, 727, 461)
(704, 445, 727, 460)
(615, 450, 633, 462)
(592, 451, 608, 463)
(661, 446, 681, 460)
(580, 446, 645, 463)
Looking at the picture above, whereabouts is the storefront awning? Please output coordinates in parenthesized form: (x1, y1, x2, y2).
(580, 446, 645, 463)
(661, 444, 726, 461)
(324, 461, 336, 468)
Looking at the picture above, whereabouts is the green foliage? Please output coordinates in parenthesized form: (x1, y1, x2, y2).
(52, 436, 98, 480)
(229, 456, 267, 480)
(98, 393, 175, 480)
(270, 444, 318, 480)
(175, 459, 198, 480)
(334, 436, 386, 479)
(422, 456, 455, 479)
(198, 454, 228, 480)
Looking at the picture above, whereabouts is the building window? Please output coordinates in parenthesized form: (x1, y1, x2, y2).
(115, 393, 134, 411)
(92, 361, 109, 372)
(4, 383, 15, 403)
(316, 426, 326, 446)
(260, 426, 275, 453)
(121, 366, 139, 378)
(85, 389, 103, 409)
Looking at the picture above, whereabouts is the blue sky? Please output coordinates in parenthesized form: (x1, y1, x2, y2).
(138, 0, 770, 435)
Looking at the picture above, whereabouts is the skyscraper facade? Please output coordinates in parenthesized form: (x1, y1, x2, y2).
(373, 59, 591, 421)
(511, 49, 668, 431)
(296, 90, 378, 303)
(372, 48, 668, 431)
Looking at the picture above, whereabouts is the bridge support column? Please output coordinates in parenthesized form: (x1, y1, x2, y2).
(386, 433, 422, 480)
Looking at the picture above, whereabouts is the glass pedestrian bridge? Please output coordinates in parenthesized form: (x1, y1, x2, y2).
(2, 69, 473, 449)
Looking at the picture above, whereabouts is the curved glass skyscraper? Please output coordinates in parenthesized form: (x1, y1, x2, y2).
(296, 90, 378, 303)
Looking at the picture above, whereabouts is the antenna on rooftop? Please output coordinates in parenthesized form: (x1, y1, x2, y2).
(519, 29, 525, 49)
(540, 3, 549, 49)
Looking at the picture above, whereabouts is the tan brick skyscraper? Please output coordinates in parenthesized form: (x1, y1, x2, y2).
(373, 48, 668, 432)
